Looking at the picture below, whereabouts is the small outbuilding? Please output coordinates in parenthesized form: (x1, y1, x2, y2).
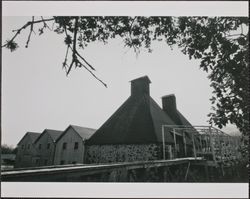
(54, 125, 96, 165)
(34, 129, 62, 166)
(15, 132, 40, 168)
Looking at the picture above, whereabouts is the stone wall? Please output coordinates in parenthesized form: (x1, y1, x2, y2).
(85, 144, 164, 163)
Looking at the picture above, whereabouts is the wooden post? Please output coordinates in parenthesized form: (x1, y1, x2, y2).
(204, 164, 209, 182)
(226, 135, 230, 160)
(199, 135, 202, 153)
(192, 133, 197, 159)
(162, 125, 166, 160)
(183, 131, 187, 157)
(173, 129, 177, 158)
(209, 126, 216, 162)
(218, 132, 223, 162)
(169, 145, 173, 159)
(205, 134, 208, 152)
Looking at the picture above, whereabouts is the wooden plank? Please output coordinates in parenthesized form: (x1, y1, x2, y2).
(192, 133, 197, 158)
(2, 157, 204, 180)
(173, 129, 177, 158)
(183, 132, 187, 156)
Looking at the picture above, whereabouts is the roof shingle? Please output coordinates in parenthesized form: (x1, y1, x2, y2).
(87, 93, 176, 145)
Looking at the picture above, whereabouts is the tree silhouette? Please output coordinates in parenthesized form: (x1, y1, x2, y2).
(1, 144, 17, 154)
(2, 16, 249, 140)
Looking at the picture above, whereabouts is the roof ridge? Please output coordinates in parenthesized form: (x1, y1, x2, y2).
(70, 125, 96, 130)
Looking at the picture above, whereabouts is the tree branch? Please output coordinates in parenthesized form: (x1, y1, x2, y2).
(75, 59, 107, 87)
(25, 16, 35, 48)
(66, 17, 79, 76)
(2, 17, 54, 48)
(74, 50, 95, 71)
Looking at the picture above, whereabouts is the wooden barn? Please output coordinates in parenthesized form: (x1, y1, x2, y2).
(85, 76, 196, 163)
(34, 129, 62, 166)
(54, 125, 96, 165)
(15, 132, 40, 168)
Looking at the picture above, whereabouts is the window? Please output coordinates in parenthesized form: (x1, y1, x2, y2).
(47, 143, 50, 149)
(35, 159, 39, 165)
(72, 161, 76, 164)
(74, 142, 79, 150)
(38, 144, 42, 150)
(44, 159, 48, 165)
(60, 160, 65, 165)
(27, 144, 30, 149)
(62, 142, 67, 150)
(21, 145, 24, 149)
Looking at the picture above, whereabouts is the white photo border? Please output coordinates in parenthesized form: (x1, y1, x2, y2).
(1, 1, 249, 198)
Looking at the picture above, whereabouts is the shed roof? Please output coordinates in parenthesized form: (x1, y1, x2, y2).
(86, 94, 176, 145)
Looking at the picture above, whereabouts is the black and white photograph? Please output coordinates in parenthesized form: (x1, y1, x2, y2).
(1, 1, 249, 198)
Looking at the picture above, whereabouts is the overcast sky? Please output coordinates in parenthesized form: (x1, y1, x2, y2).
(2, 16, 239, 146)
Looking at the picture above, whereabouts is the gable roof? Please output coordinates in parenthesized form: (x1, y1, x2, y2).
(46, 129, 63, 141)
(71, 125, 96, 139)
(28, 132, 41, 143)
(17, 132, 40, 146)
(56, 125, 96, 142)
(35, 129, 62, 144)
(86, 94, 176, 145)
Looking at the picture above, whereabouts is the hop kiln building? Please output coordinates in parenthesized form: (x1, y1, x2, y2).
(85, 76, 196, 163)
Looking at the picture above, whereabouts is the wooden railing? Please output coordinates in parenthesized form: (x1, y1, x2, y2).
(162, 125, 242, 162)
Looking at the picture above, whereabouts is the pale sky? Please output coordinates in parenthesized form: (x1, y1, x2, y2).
(2, 16, 239, 147)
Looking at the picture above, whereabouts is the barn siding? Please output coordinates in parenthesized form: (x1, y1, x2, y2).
(15, 137, 37, 168)
(54, 128, 85, 165)
(85, 144, 170, 163)
(35, 133, 56, 166)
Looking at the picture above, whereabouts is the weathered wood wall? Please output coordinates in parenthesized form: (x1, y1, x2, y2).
(54, 128, 85, 165)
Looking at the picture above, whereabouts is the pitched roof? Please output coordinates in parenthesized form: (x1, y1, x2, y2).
(56, 125, 96, 142)
(87, 94, 176, 145)
(28, 132, 41, 143)
(17, 132, 40, 145)
(35, 129, 62, 143)
(71, 125, 96, 139)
